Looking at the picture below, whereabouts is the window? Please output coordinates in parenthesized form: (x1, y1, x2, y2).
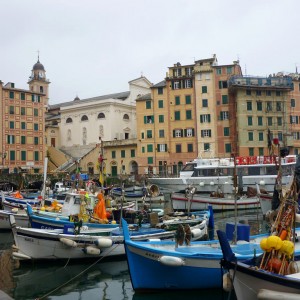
(248, 132, 254, 141)
(257, 101, 262, 111)
(34, 108, 38, 116)
(66, 117, 73, 123)
(123, 114, 129, 120)
(201, 130, 212, 137)
(176, 144, 182, 153)
(174, 129, 182, 137)
(147, 144, 153, 152)
(112, 151, 116, 159)
(225, 143, 231, 153)
(202, 86, 207, 93)
(131, 149, 135, 157)
(174, 111, 180, 120)
(21, 107, 25, 115)
(34, 123, 39, 131)
(226, 67, 232, 74)
(7, 135, 15, 144)
(121, 150, 125, 158)
(204, 143, 210, 151)
(21, 136, 26, 144)
(144, 116, 154, 124)
(32, 95, 40, 102)
(185, 128, 194, 137)
(222, 95, 228, 104)
(256, 90, 262, 96)
(185, 95, 191, 104)
(248, 116, 253, 126)
(266, 90, 272, 96)
(246, 90, 251, 96)
(258, 116, 263, 126)
(9, 121, 14, 129)
(278, 132, 283, 141)
(21, 122, 26, 129)
(158, 115, 164, 123)
(184, 79, 192, 88)
(147, 130, 152, 138)
(267, 117, 272, 126)
(219, 81, 228, 89)
(9, 91, 14, 99)
(98, 113, 105, 119)
(158, 100, 163, 108)
(175, 96, 180, 105)
(34, 137, 39, 145)
(157, 144, 167, 152)
(158, 87, 163, 95)
(202, 99, 208, 107)
(141, 132, 145, 139)
(266, 102, 272, 112)
(185, 67, 193, 76)
(220, 111, 229, 120)
(291, 99, 295, 107)
(9, 106, 14, 114)
(146, 101, 152, 109)
(34, 151, 39, 161)
(216, 68, 222, 75)
(186, 110, 192, 120)
(258, 132, 264, 141)
(187, 143, 193, 152)
(277, 117, 283, 126)
(224, 127, 230, 136)
(159, 129, 164, 138)
(173, 81, 180, 89)
(142, 147, 145, 153)
(21, 151, 26, 161)
(247, 101, 252, 111)
(249, 148, 254, 156)
(10, 150, 15, 161)
(81, 115, 88, 121)
(21, 93, 25, 100)
(276, 102, 282, 111)
(148, 157, 153, 164)
(276, 91, 281, 96)
(200, 114, 211, 123)
(173, 68, 182, 77)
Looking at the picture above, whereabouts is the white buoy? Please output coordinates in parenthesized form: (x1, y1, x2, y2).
(259, 180, 265, 186)
(159, 256, 185, 267)
(210, 182, 215, 186)
(12, 252, 31, 260)
(83, 246, 101, 255)
(223, 272, 233, 292)
(191, 228, 202, 239)
(59, 238, 77, 248)
(199, 182, 205, 186)
(94, 238, 113, 248)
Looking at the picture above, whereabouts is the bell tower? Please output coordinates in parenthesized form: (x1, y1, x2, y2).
(28, 54, 50, 107)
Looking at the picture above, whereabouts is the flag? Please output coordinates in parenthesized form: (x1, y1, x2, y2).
(99, 171, 104, 187)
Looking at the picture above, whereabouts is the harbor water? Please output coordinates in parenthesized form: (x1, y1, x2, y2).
(0, 194, 267, 300)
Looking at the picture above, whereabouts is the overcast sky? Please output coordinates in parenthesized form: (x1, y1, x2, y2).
(1, 0, 299, 104)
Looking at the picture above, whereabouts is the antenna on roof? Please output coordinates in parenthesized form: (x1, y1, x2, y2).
(37, 50, 40, 62)
(244, 64, 247, 76)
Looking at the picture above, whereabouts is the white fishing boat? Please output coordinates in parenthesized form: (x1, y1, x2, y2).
(148, 155, 296, 194)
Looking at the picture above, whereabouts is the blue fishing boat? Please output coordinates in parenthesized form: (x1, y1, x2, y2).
(122, 218, 300, 290)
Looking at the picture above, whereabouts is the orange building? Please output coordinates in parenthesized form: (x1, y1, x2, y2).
(0, 58, 49, 173)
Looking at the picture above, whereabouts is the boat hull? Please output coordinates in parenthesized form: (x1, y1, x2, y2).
(0, 210, 29, 229)
(171, 193, 260, 211)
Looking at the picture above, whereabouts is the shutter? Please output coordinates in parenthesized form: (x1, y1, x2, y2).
(144, 116, 147, 124)
(192, 128, 195, 136)
(297, 116, 299, 124)
(165, 144, 168, 151)
(200, 115, 203, 123)
(290, 115, 292, 124)
(157, 144, 160, 152)
(181, 129, 184, 137)
(184, 129, 187, 137)
(173, 130, 175, 137)
(201, 131, 204, 138)
(208, 114, 211, 122)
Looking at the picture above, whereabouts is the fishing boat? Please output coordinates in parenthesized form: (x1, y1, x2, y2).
(0, 209, 29, 229)
(10, 207, 210, 261)
(122, 217, 300, 291)
(217, 173, 300, 300)
(148, 155, 296, 194)
(171, 188, 260, 211)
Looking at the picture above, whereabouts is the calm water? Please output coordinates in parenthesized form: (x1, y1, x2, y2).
(0, 206, 267, 300)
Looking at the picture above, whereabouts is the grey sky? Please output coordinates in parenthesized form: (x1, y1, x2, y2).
(1, 0, 299, 104)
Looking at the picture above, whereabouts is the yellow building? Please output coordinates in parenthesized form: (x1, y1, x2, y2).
(0, 58, 49, 173)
